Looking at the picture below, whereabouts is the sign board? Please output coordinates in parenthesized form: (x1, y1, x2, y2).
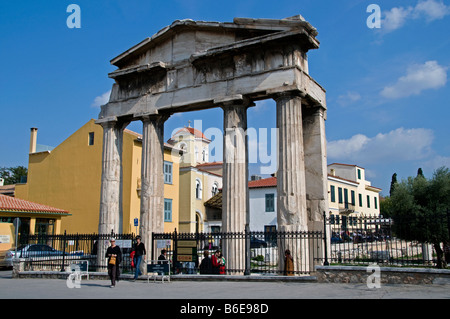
(176, 239, 197, 263)
(0, 235, 10, 244)
(114, 239, 132, 248)
(147, 263, 169, 275)
(157, 240, 172, 249)
(177, 255, 194, 262)
(134, 218, 138, 226)
(178, 240, 196, 247)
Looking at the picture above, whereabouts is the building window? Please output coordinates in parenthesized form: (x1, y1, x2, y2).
(265, 193, 275, 212)
(367, 195, 371, 208)
(351, 190, 355, 206)
(88, 132, 94, 146)
(374, 196, 378, 209)
(164, 161, 173, 184)
(357, 169, 361, 179)
(195, 179, 202, 199)
(344, 188, 349, 209)
(164, 199, 172, 222)
(212, 182, 219, 196)
(358, 193, 363, 207)
(35, 218, 55, 236)
(338, 187, 343, 204)
(330, 185, 336, 202)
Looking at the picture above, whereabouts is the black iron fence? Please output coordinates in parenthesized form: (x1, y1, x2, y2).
(16, 229, 324, 275)
(323, 210, 450, 268)
(152, 228, 324, 275)
(17, 231, 135, 273)
(15, 209, 449, 274)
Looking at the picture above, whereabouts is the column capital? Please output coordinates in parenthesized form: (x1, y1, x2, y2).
(95, 116, 118, 127)
(215, 95, 255, 109)
(267, 84, 306, 101)
(134, 112, 170, 123)
(303, 105, 327, 121)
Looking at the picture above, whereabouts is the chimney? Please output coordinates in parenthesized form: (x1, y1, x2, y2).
(30, 127, 38, 153)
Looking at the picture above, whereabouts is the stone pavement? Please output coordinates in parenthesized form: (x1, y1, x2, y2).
(1, 270, 449, 300)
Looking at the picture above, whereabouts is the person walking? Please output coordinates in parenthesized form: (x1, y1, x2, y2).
(106, 238, 122, 287)
(132, 235, 146, 281)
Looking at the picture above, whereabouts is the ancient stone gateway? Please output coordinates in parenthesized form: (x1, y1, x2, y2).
(96, 16, 328, 274)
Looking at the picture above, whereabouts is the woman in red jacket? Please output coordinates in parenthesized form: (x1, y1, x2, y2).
(211, 250, 225, 274)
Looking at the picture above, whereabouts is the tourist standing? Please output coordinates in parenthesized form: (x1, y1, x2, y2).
(284, 249, 294, 276)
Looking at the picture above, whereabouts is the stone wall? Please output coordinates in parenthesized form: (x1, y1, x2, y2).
(315, 265, 450, 285)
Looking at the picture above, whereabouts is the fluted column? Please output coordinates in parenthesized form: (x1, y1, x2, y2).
(98, 119, 123, 234)
(303, 106, 328, 229)
(96, 117, 126, 269)
(275, 92, 309, 274)
(140, 114, 168, 260)
(222, 100, 250, 274)
(303, 106, 328, 268)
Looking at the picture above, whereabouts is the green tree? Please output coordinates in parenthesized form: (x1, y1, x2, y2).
(389, 173, 398, 197)
(390, 167, 450, 268)
(0, 166, 28, 185)
(417, 168, 424, 178)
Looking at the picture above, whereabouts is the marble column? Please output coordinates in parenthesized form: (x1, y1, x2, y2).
(274, 92, 309, 274)
(96, 117, 126, 269)
(303, 106, 328, 230)
(303, 106, 329, 268)
(222, 100, 250, 274)
(139, 114, 168, 261)
(97, 118, 124, 235)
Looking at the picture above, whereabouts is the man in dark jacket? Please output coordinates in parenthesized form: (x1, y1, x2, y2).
(199, 251, 213, 274)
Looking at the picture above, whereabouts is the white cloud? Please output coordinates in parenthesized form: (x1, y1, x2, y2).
(422, 155, 450, 171)
(380, 61, 447, 99)
(337, 91, 361, 106)
(327, 128, 434, 165)
(381, 0, 450, 33)
(414, 0, 450, 21)
(382, 6, 413, 32)
(91, 90, 111, 108)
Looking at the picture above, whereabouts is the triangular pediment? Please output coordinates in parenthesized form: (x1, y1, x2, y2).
(111, 16, 318, 69)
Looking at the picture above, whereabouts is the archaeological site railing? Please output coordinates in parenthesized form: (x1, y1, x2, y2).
(323, 210, 450, 268)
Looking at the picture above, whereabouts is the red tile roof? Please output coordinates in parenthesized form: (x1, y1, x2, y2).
(195, 162, 223, 167)
(170, 127, 211, 142)
(0, 194, 69, 215)
(248, 176, 277, 188)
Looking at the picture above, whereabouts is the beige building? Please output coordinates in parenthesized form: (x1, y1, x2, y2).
(167, 125, 222, 233)
(327, 163, 381, 223)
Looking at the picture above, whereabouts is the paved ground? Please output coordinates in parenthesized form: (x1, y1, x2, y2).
(1, 269, 449, 300)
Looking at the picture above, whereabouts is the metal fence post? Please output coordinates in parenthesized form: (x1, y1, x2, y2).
(323, 211, 329, 266)
(60, 230, 67, 272)
(173, 228, 178, 274)
(244, 224, 251, 275)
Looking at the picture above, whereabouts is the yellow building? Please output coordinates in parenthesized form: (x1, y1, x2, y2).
(0, 194, 70, 251)
(15, 119, 181, 235)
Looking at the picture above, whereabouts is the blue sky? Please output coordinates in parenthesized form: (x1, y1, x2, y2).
(1, 0, 449, 196)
